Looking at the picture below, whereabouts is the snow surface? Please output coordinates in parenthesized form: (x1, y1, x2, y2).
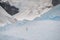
(11, 0, 52, 20)
(0, 5, 60, 40)
(0, 0, 60, 40)
(0, 0, 52, 26)
(0, 20, 60, 40)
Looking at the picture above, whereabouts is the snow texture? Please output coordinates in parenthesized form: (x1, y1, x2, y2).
(0, 5, 60, 40)
(0, 0, 60, 40)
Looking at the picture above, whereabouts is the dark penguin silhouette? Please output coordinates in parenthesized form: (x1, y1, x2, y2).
(52, 0, 60, 6)
(0, 1, 19, 16)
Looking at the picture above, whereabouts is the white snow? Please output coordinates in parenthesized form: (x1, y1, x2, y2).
(0, 20, 60, 40)
(11, 0, 52, 20)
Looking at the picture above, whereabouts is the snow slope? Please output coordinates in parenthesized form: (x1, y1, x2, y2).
(0, 0, 52, 26)
(11, 0, 52, 20)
